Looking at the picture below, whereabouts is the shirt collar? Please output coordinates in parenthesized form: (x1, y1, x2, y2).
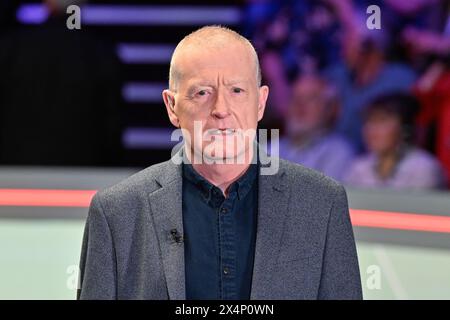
(182, 148, 258, 202)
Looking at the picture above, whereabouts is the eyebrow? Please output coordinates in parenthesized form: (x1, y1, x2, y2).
(186, 84, 213, 96)
(185, 79, 248, 94)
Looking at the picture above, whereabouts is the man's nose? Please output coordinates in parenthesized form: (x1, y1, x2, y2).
(211, 90, 230, 119)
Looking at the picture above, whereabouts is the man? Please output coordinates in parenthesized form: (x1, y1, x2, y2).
(78, 26, 362, 300)
(279, 74, 354, 181)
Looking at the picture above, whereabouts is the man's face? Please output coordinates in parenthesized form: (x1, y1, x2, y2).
(286, 77, 330, 138)
(363, 110, 402, 155)
(164, 42, 268, 163)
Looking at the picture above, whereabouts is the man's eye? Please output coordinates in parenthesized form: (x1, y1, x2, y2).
(233, 88, 243, 93)
(197, 90, 207, 96)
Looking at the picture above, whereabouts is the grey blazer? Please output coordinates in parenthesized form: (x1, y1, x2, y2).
(77, 147, 362, 300)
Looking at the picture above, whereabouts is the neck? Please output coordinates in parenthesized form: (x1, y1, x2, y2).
(375, 146, 403, 180)
(184, 145, 255, 197)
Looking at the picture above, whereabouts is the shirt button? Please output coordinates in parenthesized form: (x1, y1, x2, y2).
(223, 267, 229, 275)
(220, 207, 228, 214)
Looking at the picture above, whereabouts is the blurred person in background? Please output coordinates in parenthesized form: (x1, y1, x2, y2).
(247, 0, 346, 78)
(250, 0, 419, 155)
(384, 0, 446, 68)
(325, 27, 417, 153)
(249, 0, 357, 127)
(414, 60, 450, 189)
(0, 0, 124, 166)
(344, 93, 445, 190)
(278, 74, 354, 181)
(402, 1, 450, 187)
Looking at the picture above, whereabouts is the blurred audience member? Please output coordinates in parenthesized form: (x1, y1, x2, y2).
(0, 0, 124, 166)
(403, 27, 450, 66)
(376, 0, 444, 61)
(402, 1, 450, 186)
(278, 75, 354, 181)
(248, 0, 345, 76)
(414, 61, 450, 188)
(325, 30, 417, 152)
(344, 93, 445, 190)
(249, 0, 355, 125)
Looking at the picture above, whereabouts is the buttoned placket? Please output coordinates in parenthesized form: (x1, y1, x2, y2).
(216, 186, 238, 299)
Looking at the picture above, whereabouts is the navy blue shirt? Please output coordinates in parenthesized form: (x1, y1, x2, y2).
(182, 161, 258, 300)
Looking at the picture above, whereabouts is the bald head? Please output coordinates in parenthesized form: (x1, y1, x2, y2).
(169, 25, 262, 91)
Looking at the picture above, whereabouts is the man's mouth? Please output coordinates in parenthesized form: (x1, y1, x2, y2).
(207, 128, 236, 136)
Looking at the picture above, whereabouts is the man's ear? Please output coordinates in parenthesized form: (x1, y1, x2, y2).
(257, 85, 269, 122)
(162, 89, 180, 128)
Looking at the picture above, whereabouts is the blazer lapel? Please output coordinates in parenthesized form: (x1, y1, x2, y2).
(250, 159, 290, 299)
(147, 146, 290, 300)
(148, 149, 186, 300)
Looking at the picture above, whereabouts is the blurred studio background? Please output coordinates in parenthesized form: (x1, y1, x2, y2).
(0, 0, 449, 299)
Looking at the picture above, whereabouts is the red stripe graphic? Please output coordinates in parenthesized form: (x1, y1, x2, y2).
(0, 189, 97, 207)
(0, 189, 449, 234)
(350, 209, 450, 234)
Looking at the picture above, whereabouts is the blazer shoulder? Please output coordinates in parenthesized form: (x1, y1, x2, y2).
(93, 159, 175, 209)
